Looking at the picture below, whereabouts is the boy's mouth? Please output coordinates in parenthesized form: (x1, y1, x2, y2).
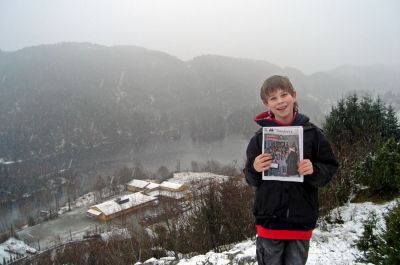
(276, 105, 287, 111)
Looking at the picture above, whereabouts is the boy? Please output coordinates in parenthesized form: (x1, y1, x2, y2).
(244, 75, 339, 265)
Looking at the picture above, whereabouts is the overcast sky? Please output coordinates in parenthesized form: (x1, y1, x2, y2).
(0, 0, 399, 74)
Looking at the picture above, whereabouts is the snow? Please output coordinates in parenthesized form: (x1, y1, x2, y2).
(127, 173, 228, 194)
(160, 181, 185, 190)
(147, 182, 160, 190)
(100, 228, 130, 242)
(127, 179, 152, 189)
(0, 237, 37, 262)
(144, 188, 187, 200)
(150, 95, 155, 104)
(90, 192, 158, 216)
(86, 208, 102, 216)
(0, 158, 16, 165)
(170, 172, 230, 184)
(307, 200, 397, 265)
(158, 190, 187, 200)
(74, 192, 96, 208)
(138, 199, 398, 265)
(126, 179, 161, 191)
(146, 190, 160, 197)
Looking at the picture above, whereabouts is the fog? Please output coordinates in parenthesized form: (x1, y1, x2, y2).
(1, 0, 399, 74)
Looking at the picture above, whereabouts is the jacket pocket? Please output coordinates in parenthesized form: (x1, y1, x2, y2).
(254, 182, 285, 218)
(288, 184, 317, 222)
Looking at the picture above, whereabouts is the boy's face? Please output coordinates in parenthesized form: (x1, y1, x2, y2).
(263, 88, 296, 124)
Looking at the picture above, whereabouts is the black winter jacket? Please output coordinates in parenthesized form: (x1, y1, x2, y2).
(244, 112, 339, 231)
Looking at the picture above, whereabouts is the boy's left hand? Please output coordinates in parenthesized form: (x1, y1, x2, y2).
(298, 159, 313, 176)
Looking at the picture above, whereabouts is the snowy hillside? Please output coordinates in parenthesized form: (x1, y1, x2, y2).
(1, 181, 397, 264)
(138, 199, 398, 265)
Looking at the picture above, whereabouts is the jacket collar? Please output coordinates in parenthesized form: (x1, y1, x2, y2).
(254, 111, 310, 127)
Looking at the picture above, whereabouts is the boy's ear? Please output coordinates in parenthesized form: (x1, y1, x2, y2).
(292, 91, 297, 101)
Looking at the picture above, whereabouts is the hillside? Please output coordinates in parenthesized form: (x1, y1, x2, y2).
(136, 200, 398, 265)
(2, 198, 397, 264)
(1, 42, 400, 207)
(2, 43, 400, 161)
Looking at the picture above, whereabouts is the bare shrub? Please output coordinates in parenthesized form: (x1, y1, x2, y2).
(15, 229, 154, 265)
(150, 177, 255, 255)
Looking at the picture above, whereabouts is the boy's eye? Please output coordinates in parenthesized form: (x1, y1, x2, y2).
(269, 97, 277, 101)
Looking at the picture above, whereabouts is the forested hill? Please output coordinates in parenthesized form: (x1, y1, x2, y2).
(0, 43, 399, 161)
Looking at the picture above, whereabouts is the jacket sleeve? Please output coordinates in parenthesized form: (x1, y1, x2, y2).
(244, 134, 263, 187)
(305, 129, 339, 188)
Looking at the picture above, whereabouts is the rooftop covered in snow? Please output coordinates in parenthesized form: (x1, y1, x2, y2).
(90, 193, 157, 216)
(126, 179, 151, 189)
(159, 181, 186, 191)
(170, 172, 230, 185)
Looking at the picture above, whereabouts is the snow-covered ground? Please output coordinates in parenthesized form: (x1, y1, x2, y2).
(2, 198, 398, 264)
(0, 237, 37, 263)
(307, 200, 397, 265)
(139, 199, 398, 265)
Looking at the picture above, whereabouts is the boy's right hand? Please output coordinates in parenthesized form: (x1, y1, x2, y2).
(253, 153, 273, 172)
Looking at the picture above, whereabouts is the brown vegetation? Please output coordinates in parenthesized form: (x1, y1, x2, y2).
(14, 176, 255, 265)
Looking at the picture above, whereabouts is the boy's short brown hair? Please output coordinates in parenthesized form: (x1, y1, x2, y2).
(260, 75, 295, 102)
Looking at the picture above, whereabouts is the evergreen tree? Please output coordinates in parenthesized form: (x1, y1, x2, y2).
(324, 94, 399, 154)
(357, 202, 400, 264)
(320, 94, 400, 214)
(381, 202, 400, 264)
(355, 138, 400, 197)
(384, 105, 400, 140)
(323, 93, 400, 169)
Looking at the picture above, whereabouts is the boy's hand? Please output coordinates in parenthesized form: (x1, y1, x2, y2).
(298, 159, 313, 176)
(253, 153, 273, 172)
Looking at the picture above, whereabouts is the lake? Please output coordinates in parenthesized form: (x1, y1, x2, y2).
(0, 133, 250, 233)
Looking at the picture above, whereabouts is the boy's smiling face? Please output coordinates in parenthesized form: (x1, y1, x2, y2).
(263, 88, 297, 124)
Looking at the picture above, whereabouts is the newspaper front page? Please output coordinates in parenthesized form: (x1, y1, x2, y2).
(262, 126, 304, 182)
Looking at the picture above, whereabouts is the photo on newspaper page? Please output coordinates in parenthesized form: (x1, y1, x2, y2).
(262, 126, 304, 182)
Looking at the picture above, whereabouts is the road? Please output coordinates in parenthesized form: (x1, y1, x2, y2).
(16, 205, 105, 250)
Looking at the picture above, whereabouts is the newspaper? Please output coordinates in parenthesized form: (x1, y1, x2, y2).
(262, 126, 304, 182)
